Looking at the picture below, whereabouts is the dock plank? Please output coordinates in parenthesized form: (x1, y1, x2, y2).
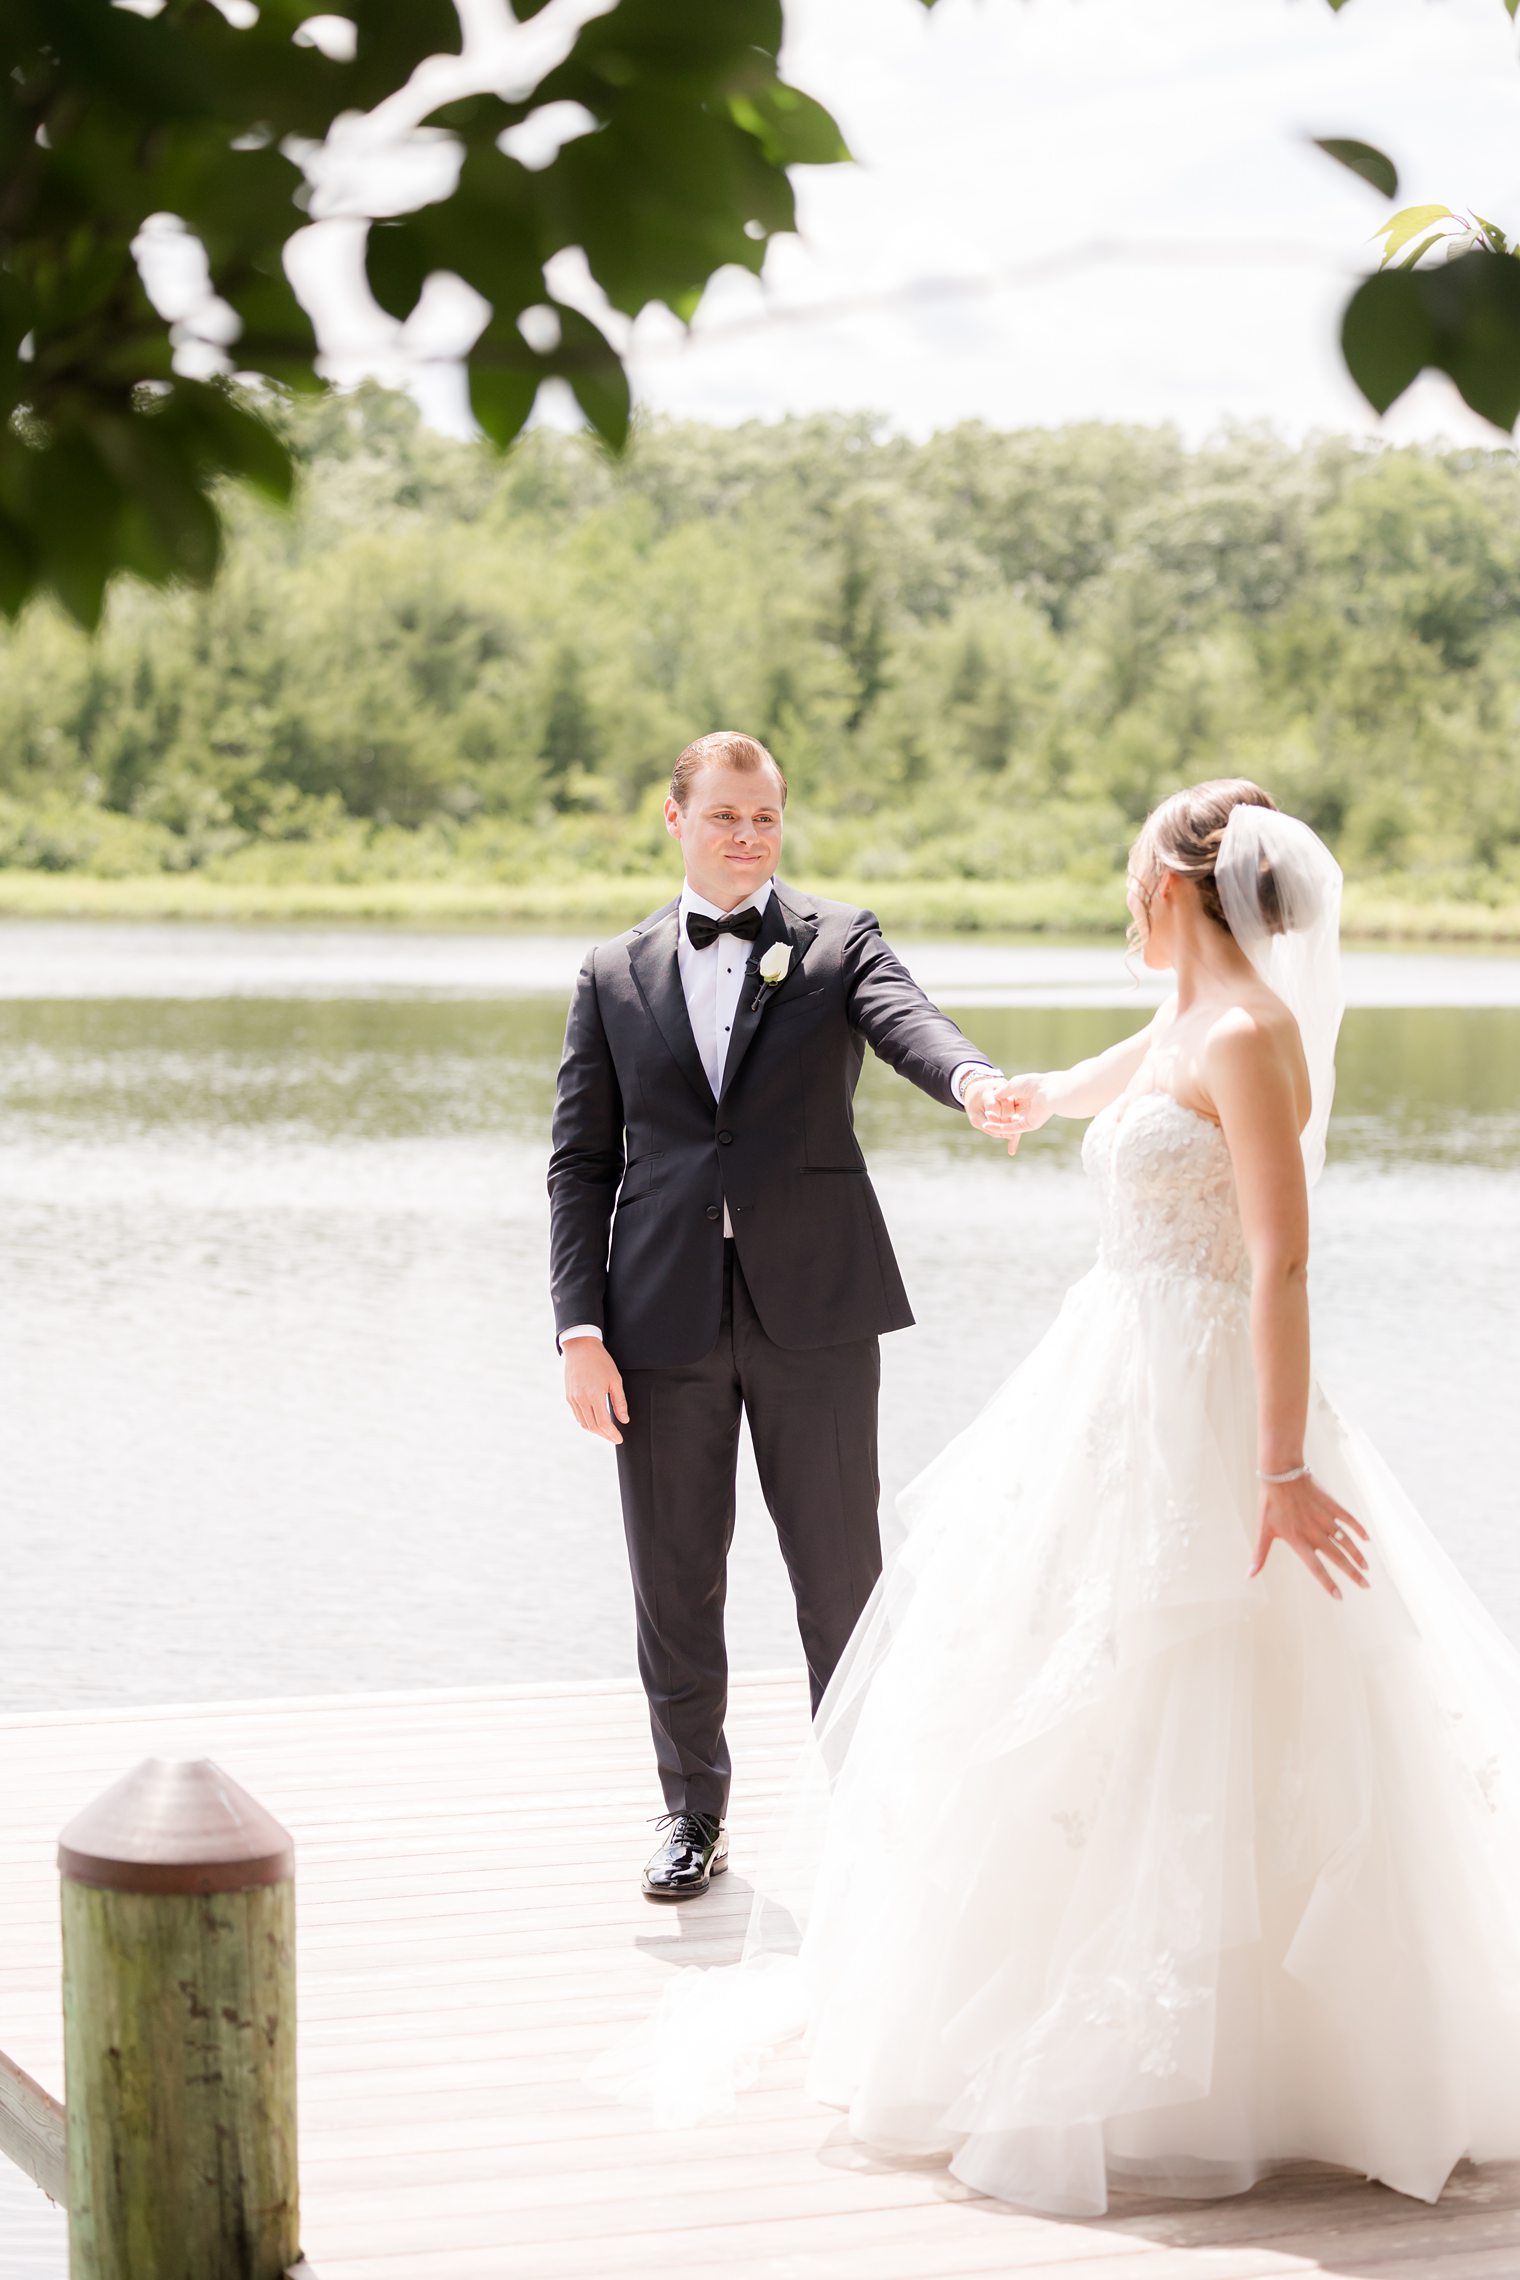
(1, 1671, 1517, 2278)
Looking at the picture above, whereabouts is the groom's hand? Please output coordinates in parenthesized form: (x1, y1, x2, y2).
(961, 1073, 1024, 1144)
(564, 1338, 630, 1445)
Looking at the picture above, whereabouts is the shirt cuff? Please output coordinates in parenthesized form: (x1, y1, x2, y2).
(559, 1325, 603, 1344)
(951, 1060, 994, 1106)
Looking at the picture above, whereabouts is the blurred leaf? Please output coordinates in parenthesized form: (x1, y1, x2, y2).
(369, 147, 547, 321)
(555, 307, 630, 450)
(470, 364, 539, 450)
(1343, 255, 1520, 430)
(346, 0, 461, 109)
(550, 97, 793, 316)
(1374, 204, 1455, 266)
(1392, 232, 1446, 272)
(367, 219, 433, 323)
(151, 139, 307, 274)
(0, 514, 32, 621)
(1341, 272, 1436, 413)
(224, 266, 323, 389)
(1430, 254, 1520, 429)
(31, 0, 349, 139)
(541, 0, 787, 102)
(91, 404, 224, 584)
(27, 433, 122, 630)
(178, 383, 296, 505)
(1314, 138, 1398, 200)
(730, 83, 851, 168)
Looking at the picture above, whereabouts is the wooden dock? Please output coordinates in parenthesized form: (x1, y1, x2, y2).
(3, 1669, 1520, 2278)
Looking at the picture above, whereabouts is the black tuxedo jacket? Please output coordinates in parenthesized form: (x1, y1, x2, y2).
(547, 880, 985, 1369)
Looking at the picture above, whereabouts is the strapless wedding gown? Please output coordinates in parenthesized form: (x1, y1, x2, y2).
(589, 1091, 1520, 2215)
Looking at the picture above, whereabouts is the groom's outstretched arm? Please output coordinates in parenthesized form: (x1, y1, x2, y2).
(844, 910, 990, 1111)
(548, 953, 625, 1345)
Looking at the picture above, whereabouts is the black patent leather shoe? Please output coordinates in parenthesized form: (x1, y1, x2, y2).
(642, 1809, 729, 1902)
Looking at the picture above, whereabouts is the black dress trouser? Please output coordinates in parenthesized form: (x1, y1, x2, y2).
(614, 1240, 883, 1822)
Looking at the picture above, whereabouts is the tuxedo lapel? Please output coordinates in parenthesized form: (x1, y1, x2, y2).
(719, 882, 819, 1105)
(628, 904, 713, 1108)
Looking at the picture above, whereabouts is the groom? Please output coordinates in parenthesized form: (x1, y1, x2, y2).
(548, 732, 1011, 1901)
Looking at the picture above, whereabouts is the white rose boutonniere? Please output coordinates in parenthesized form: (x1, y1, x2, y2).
(750, 941, 792, 1010)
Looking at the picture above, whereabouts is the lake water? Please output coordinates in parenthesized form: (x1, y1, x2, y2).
(0, 921, 1516, 1714)
(1, 921, 1519, 2268)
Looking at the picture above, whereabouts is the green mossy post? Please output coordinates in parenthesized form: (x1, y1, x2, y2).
(58, 1759, 300, 2280)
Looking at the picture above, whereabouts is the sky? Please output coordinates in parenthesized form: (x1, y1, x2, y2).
(265, 0, 1520, 447)
(630, 0, 1520, 445)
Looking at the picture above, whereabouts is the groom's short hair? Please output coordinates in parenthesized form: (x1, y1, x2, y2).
(670, 731, 788, 810)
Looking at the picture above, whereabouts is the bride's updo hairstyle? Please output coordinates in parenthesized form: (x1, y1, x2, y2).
(1132, 778, 1288, 939)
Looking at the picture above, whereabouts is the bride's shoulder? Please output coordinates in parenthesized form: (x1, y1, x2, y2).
(1200, 992, 1311, 1111)
(1207, 987, 1290, 1039)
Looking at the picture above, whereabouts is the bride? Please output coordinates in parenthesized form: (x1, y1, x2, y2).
(588, 778, 1520, 2216)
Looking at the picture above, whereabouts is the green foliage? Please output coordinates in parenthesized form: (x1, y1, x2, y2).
(1343, 257, 1520, 431)
(2, 394, 1519, 916)
(0, 0, 846, 629)
(1371, 206, 1512, 272)
(1315, 181, 1520, 429)
(1314, 0, 1520, 424)
(1314, 139, 1399, 201)
(1375, 206, 1459, 266)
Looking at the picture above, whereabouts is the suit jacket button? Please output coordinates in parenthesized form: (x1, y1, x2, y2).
(705, 1204, 721, 1221)
(717, 1129, 734, 1146)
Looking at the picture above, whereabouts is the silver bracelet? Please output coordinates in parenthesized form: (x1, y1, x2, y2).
(959, 1066, 1006, 1103)
(1257, 1461, 1310, 1485)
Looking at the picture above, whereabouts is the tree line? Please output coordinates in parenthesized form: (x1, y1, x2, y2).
(2, 388, 1518, 917)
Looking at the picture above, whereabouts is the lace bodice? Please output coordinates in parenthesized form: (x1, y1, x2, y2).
(1082, 1092, 1248, 1289)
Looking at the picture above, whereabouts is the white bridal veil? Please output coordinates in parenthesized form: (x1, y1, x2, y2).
(1213, 804, 1345, 1186)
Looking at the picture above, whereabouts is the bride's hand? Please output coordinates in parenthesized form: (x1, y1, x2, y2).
(1249, 1476, 1370, 1599)
(989, 1075, 1054, 1156)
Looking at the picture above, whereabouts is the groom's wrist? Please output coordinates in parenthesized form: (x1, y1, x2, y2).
(559, 1324, 603, 1346)
(953, 1062, 1002, 1106)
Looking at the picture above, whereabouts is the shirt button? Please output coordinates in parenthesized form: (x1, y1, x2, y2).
(718, 1130, 733, 1146)
(705, 1204, 721, 1221)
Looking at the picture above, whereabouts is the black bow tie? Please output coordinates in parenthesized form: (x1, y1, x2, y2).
(685, 905, 763, 951)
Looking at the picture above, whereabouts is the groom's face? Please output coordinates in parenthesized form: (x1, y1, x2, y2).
(665, 764, 785, 910)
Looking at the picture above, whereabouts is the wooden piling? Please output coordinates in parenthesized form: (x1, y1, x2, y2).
(57, 1757, 300, 2280)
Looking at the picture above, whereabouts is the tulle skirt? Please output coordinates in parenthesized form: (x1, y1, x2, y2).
(588, 1260, 1520, 2215)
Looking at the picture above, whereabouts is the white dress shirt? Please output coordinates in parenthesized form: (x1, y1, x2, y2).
(677, 876, 774, 1149)
(560, 876, 989, 1344)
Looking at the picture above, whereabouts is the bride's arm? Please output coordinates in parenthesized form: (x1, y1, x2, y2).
(1206, 1011, 1370, 1601)
(992, 1009, 1166, 1149)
